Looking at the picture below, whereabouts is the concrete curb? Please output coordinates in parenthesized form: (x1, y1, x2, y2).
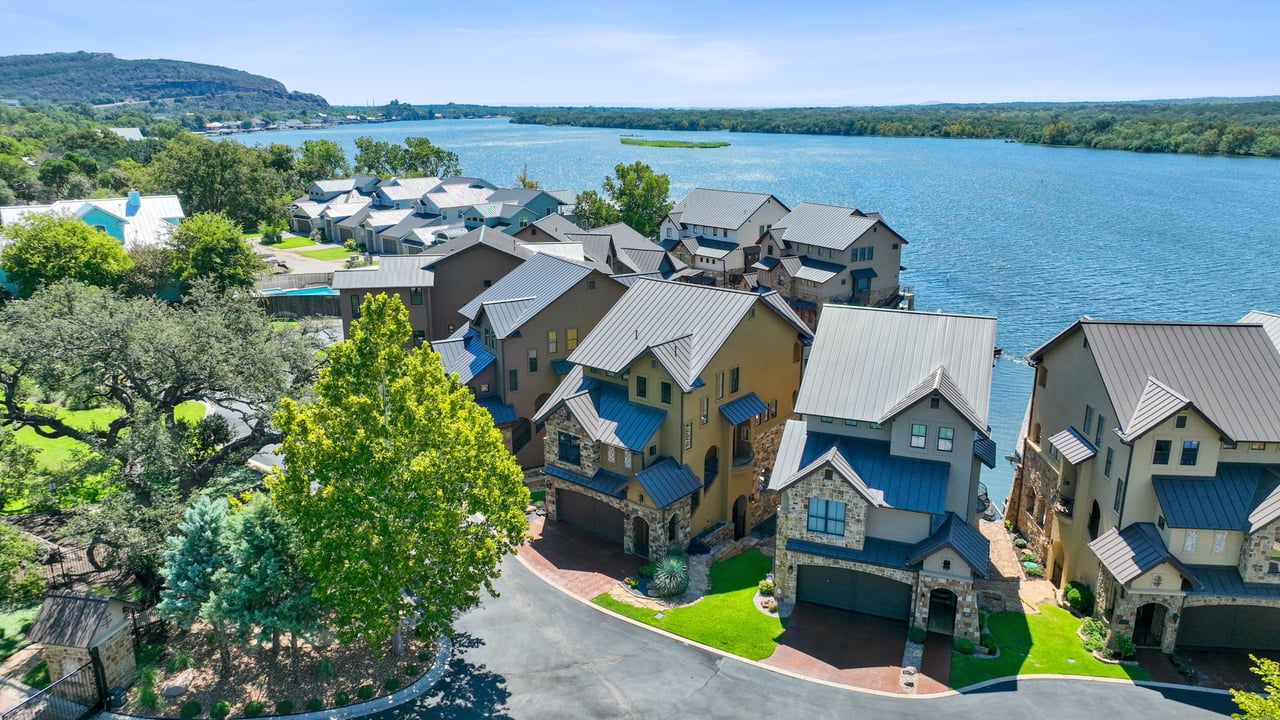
(513, 550, 1236, 701)
(97, 636, 452, 720)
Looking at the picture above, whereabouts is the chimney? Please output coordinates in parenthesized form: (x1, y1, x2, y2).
(126, 190, 141, 214)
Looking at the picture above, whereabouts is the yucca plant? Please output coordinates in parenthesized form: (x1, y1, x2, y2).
(650, 555, 690, 597)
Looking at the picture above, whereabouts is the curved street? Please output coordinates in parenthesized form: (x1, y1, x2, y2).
(375, 558, 1235, 720)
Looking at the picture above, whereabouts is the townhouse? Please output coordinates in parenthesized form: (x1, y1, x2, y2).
(659, 189, 789, 283)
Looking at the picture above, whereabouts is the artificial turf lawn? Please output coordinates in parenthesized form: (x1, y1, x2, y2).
(593, 549, 782, 660)
(949, 602, 1150, 688)
(265, 236, 317, 250)
(297, 247, 356, 261)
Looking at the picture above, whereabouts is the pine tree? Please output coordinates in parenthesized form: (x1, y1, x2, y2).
(158, 494, 228, 629)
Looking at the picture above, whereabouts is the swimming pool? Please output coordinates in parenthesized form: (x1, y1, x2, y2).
(258, 286, 338, 297)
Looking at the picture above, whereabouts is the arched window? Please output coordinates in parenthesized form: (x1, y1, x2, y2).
(703, 446, 719, 489)
(1088, 501, 1101, 540)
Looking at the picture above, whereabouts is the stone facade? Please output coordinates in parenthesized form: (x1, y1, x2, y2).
(776, 468, 870, 553)
(1009, 449, 1057, 555)
(1240, 519, 1280, 584)
(915, 572, 981, 644)
(544, 409, 600, 477)
(40, 623, 135, 693)
(746, 423, 787, 531)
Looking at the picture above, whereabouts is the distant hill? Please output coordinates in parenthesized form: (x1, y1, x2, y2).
(0, 52, 329, 113)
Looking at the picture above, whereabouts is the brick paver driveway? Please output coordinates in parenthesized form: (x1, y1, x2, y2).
(519, 515, 643, 599)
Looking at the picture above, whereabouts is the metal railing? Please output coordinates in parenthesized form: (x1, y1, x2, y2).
(1, 660, 103, 720)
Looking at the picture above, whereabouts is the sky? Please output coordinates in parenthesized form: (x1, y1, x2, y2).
(3, 0, 1279, 108)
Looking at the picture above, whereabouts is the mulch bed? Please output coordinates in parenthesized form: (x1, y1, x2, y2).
(127, 623, 433, 718)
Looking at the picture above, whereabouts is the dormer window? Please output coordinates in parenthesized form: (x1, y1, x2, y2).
(930, 397, 940, 410)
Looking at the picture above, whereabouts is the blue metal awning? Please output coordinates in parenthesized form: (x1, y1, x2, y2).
(791, 299, 817, 310)
(718, 392, 769, 425)
(851, 267, 879, 280)
(476, 396, 517, 425)
(552, 359, 575, 376)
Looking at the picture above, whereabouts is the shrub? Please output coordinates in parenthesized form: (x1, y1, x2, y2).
(666, 544, 688, 559)
(651, 555, 690, 597)
(244, 701, 264, 718)
(403, 664, 419, 676)
(383, 677, 402, 692)
(168, 650, 196, 672)
(1064, 581, 1095, 615)
(758, 579, 776, 596)
(980, 633, 997, 653)
(1170, 653, 1197, 680)
(418, 649, 433, 663)
(180, 701, 202, 719)
(638, 562, 657, 579)
(313, 659, 336, 679)
(1025, 565, 1044, 578)
(274, 700, 293, 716)
(1019, 550, 1037, 563)
(343, 238, 357, 251)
(1080, 618, 1107, 653)
(333, 692, 350, 707)
(211, 701, 231, 719)
(134, 665, 159, 713)
(908, 626, 927, 644)
(954, 637, 976, 654)
(625, 576, 640, 588)
(1114, 634, 1136, 660)
(1013, 537, 1028, 548)
(356, 685, 374, 700)
(304, 699, 322, 713)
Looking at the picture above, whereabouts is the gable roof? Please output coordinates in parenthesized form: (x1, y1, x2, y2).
(1153, 463, 1280, 532)
(331, 255, 436, 290)
(796, 306, 996, 433)
(1047, 427, 1097, 465)
(1088, 522, 1200, 587)
(907, 512, 990, 578)
(770, 202, 901, 251)
(1, 195, 185, 248)
(635, 458, 702, 508)
(27, 592, 136, 648)
(430, 327, 495, 384)
(519, 213, 586, 243)
(669, 188, 785, 230)
(1242, 311, 1280, 352)
(777, 255, 847, 283)
(1030, 320, 1280, 443)
(534, 366, 665, 452)
(458, 253, 607, 338)
(564, 279, 811, 392)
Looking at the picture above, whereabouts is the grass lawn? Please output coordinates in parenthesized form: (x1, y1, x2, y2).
(949, 602, 1150, 688)
(620, 137, 730, 149)
(265, 236, 317, 250)
(298, 246, 356, 261)
(0, 601, 40, 662)
(593, 549, 782, 660)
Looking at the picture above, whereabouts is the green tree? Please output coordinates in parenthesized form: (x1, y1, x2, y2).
(271, 294, 528, 653)
(0, 214, 133, 297)
(602, 161, 671, 238)
(0, 521, 45, 603)
(158, 494, 234, 678)
(402, 137, 461, 177)
(1232, 655, 1280, 720)
(0, 425, 37, 512)
(352, 137, 403, 176)
(515, 164, 539, 189)
(37, 159, 78, 198)
(168, 212, 266, 294)
(296, 140, 349, 185)
(571, 189, 619, 231)
(148, 133, 287, 230)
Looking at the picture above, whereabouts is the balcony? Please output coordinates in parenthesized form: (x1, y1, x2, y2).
(732, 449, 754, 468)
(1053, 491, 1074, 517)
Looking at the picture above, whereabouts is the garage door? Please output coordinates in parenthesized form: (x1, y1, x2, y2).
(557, 489, 624, 544)
(1177, 605, 1280, 650)
(795, 565, 913, 620)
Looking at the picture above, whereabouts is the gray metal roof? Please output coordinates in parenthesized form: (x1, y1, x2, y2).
(1187, 565, 1280, 598)
(778, 256, 846, 283)
(635, 458, 702, 508)
(331, 256, 436, 290)
(1153, 463, 1280, 531)
(668, 188, 784, 230)
(26, 592, 135, 648)
(906, 512, 990, 578)
(1117, 377, 1193, 442)
(770, 202, 894, 251)
(336, 206, 373, 229)
(421, 225, 538, 263)
(1088, 522, 1200, 586)
(312, 178, 358, 194)
(1048, 427, 1097, 465)
(566, 279, 811, 392)
(879, 366, 987, 433)
(458, 253, 601, 338)
(1032, 320, 1280, 443)
(786, 536, 914, 570)
(1242, 310, 1280, 352)
(521, 213, 586, 243)
(362, 208, 415, 229)
(796, 306, 996, 432)
(430, 327, 495, 384)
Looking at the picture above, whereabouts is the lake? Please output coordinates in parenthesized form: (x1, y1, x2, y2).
(230, 119, 1280, 507)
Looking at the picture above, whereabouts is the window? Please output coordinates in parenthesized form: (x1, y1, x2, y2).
(937, 426, 955, 452)
(870, 422, 883, 430)
(660, 382, 672, 405)
(820, 416, 833, 424)
(508, 369, 518, 392)
(1175, 415, 1187, 429)
(547, 331, 558, 354)
(844, 419, 858, 427)
(566, 328, 578, 351)
(700, 396, 709, 425)
(1213, 531, 1227, 554)
(1113, 476, 1126, 513)
(684, 423, 693, 450)
(1180, 440, 1200, 466)
(716, 372, 725, 399)
(412, 330, 425, 346)
(1104, 447, 1113, 477)
(410, 288, 423, 305)
(624, 451, 632, 469)
(478, 383, 490, 393)
(1084, 405, 1094, 435)
(607, 446, 616, 463)
(769, 399, 777, 419)
(528, 349, 538, 373)
(558, 432, 581, 466)
(1252, 442, 1267, 451)
(806, 498, 846, 536)
(1183, 529, 1198, 553)
(910, 423, 927, 449)
(588, 280, 596, 290)
(483, 279, 492, 288)
(730, 367, 740, 394)
(635, 375, 648, 399)
(1153, 439, 1172, 465)
(648, 445, 657, 457)
(447, 323, 455, 335)
(942, 559, 952, 571)
(866, 246, 874, 261)
(350, 293, 361, 318)
(1223, 440, 1237, 450)
(1094, 415, 1105, 446)
(1037, 366, 1048, 388)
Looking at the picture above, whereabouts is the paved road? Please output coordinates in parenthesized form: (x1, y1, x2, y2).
(375, 559, 1235, 720)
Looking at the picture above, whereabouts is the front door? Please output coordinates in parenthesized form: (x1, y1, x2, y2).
(732, 495, 748, 539)
(1134, 603, 1167, 647)
(927, 589, 958, 635)
(632, 517, 650, 559)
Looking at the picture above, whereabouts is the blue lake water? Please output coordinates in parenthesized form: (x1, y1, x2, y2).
(231, 119, 1280, 506)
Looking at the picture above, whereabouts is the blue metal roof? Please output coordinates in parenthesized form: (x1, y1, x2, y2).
(635, 458, 702, 508)
(1187, 565, 1280, 598)
(431, 328, 495, 385)
(1154, 463, 1280, 530)
(552, 359, 575, 376)
(907, 512, 990, 578)
(796, 431, 950, 516)
(851, 267, 878, 280)
(475, 396, 517, 425)
(753, 256, 780, 270)
(792, 299, 817, 310)
(973, 435, 997, 469)
(697, 237, 738, 253)
(785, 537, 914, 570)
(658, 238, 680, 251)
(718, 392, 769, 425)
(590, 381, 667, 452)
(544, 464, 629, 498)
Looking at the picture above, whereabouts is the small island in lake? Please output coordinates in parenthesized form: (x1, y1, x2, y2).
(620, 137, 729, 148)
